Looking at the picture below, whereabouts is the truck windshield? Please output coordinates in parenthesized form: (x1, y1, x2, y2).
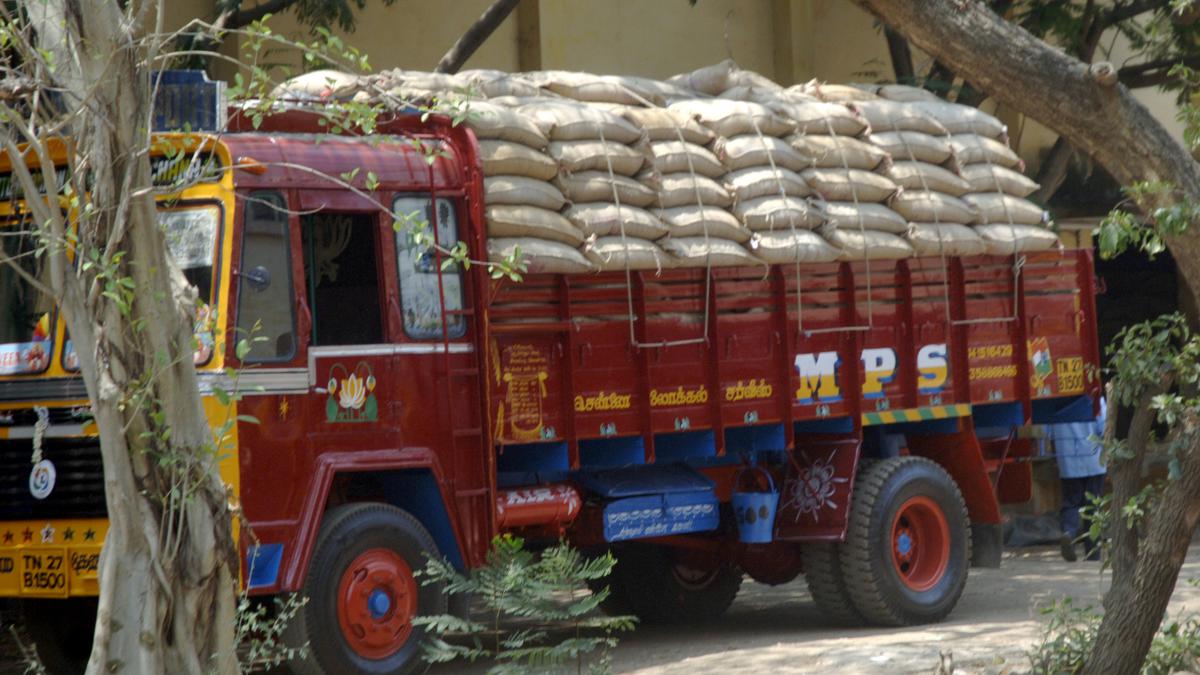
(0, 216, 53, 375)
(61, 204, 221, 370)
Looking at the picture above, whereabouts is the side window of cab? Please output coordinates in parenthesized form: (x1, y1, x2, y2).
(392, 195, 465, 340)
(236, 191, 297, 362)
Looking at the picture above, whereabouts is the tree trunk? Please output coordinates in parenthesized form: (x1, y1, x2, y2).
(854, 2, 1200, 673)
(434, 0, 521, 74)
(19, 2, 239, 673)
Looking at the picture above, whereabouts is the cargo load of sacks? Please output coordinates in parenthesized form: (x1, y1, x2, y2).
(272, 62, 1059, 273)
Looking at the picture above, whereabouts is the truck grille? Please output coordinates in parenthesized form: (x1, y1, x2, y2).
(0, 439, 105, 519)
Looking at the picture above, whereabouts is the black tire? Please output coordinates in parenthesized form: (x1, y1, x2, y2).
(799, 543, 865, 626)
(605, 544, 742, 624)
(838, 457, 970, 626)
(286, 503, 447, 675)
(23, 598, 96, 674)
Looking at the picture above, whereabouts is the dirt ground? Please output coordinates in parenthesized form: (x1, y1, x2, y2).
(603, 544, 1200, 675)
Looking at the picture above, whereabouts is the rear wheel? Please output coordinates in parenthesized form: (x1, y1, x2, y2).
(838, 457, 970, 626)
(286, 503, 447, 675)
(799, 543, 865, 626)
(604, 544, 742, 624)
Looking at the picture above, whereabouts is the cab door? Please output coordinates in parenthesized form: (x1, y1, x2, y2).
(389, 194, 490, 561)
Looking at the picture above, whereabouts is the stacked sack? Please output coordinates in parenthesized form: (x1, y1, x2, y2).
(465, 101, 596, 274)
(842, 97, 983, 258)
(272, 64, 1061, 273)
(517, 99, 675, 272)
(773, 87, 912, 261)
(664, 64, 835, 266)
(947, 123, 1057, 256)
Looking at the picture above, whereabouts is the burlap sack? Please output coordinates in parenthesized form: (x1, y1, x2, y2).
(974, 223, 1060, 254)
(518, 101, 645, 143)
(527, 70, 655, 106)
(963, 193, 1047, 225)
(912, 101, 1006, 138)
(801, 168, 900, 202)
(715, 135, 808, 172)
(485, 205, 584, 246)
(905, 223, 988, 256)
(583, 236, 673, 272)
(667, 59, 739, 96)
(947, 134, 1023, 169)
(876, 84, 942, 103)
(856, 100, 949, 135)
(656, 173, 734, 208)
(887, 161, 972, 197)
(619, 75, 695, 103)
(724, 166, 811, 202)
(658, 206, 752, 242)
(554, 171, 657, 207)
(385, 70, 465, 93)
(548, 140, 648, 176)
(724, 69, 784, 92)
(618, 107, 715, 144)
(788, 134, 891, 170)
(751, 229, 842, 264)
(484, 175, 567, 210)
(869, 131, 955, 166)
(479, 141, 558, 180)
(650, 141, 725, 177)
(667, 99, 795, 137)
(961, 165, 1040, 198)
(660, 235, 763, 268)
(488, 237, 595, 274)
(890, 190, 978, 224)
(823, 227, 915, 261)
(801, 82, 880, 102)
(734, 196, 826, 231)
(458, 69, 542, 98)
(777, 101, 870, 136)
(824, 202, 909, 233)
(464, 101, 548, 149)
(272, 69, 362, 100)
(563, 203, 669, 240)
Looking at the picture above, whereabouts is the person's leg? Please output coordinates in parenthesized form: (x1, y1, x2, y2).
(1081, 473, 1107, 560)
(1060, 477, 1084, 561)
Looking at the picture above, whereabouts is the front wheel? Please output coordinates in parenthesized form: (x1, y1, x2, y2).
(838, 457, 970, 626)
(286, 503, 447, 675)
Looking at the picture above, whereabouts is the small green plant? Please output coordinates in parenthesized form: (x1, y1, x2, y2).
(1029, 598, 1101, 674)
(1030, 598, 1200, 674)
(415, 535, 637, 674)
(234, 594, 308, 672)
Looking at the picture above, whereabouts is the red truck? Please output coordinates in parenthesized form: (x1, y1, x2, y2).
(0, 109, 1101, 674)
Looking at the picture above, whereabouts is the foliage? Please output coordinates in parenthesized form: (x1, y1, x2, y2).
(414, 535, 637, 674)
(1030, 599, 1200, 674)
(234, 595, 309, 672)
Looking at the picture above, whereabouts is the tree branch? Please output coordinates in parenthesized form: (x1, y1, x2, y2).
(434, 0, 521, 74)
(1032, 136, 1074, 204)
(884, 27, 915, 84)
(1119, 54, 1200, 89)
(222, 0, 298, 31)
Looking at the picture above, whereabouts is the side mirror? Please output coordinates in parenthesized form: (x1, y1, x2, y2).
(242, 265, 271, 292)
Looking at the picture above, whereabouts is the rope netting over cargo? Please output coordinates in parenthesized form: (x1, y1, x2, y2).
(273, 61, 1058, 337)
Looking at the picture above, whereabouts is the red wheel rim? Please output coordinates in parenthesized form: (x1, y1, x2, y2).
(890, 496, 951, 592)
(336, 548, 417, 660)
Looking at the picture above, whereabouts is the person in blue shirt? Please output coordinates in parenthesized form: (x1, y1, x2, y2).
(1049, 397, 1107, 561)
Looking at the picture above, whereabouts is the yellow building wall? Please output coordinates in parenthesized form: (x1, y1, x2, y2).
(155, 0, 1183, 193)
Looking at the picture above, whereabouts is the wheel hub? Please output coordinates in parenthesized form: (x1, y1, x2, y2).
(336, 548, 417, 659)
(890, 496, 951, 592)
